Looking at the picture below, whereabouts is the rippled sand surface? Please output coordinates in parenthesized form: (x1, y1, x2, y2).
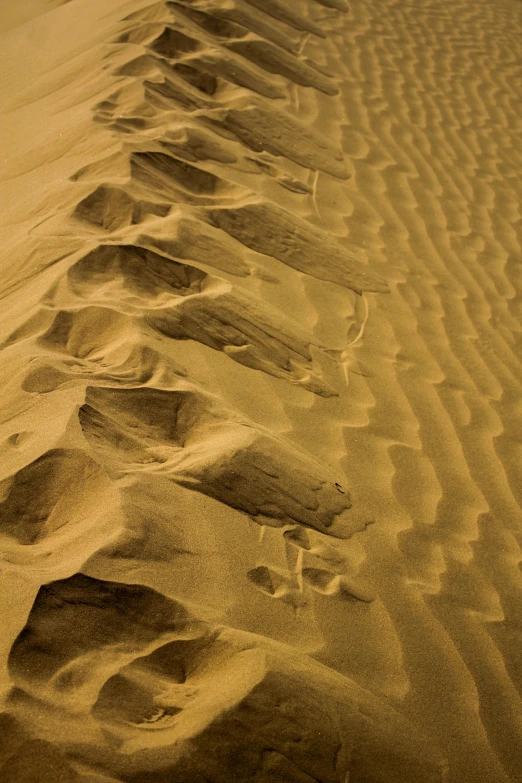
(1, 0, 521, 780)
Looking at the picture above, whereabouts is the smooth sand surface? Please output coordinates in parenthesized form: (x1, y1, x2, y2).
(0, 0, 521, 780)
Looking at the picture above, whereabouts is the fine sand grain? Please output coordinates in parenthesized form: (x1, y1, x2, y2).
(1, 0, 521, 781)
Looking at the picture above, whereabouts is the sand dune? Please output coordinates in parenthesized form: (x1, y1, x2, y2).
(1, 0, 521, 781)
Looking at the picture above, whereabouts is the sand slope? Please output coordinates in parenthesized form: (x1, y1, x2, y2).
(0, 0, 521, 781)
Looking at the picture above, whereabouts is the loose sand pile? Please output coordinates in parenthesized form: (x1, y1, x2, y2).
(0, 0, 521, 780)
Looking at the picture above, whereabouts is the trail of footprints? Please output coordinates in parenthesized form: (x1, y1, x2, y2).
(2, 0, 386, 613)
(248, 524, 376, 611)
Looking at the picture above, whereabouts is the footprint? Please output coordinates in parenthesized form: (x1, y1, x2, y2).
(302, 567, 376, 602)
(0, 449, 115, 547)
(248, 565, 308, 609)
(80, 384, 357, 536)
(283, 526, 312, 551)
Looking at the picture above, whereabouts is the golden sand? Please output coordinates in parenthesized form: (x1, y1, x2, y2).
(0, 0, 521, 780)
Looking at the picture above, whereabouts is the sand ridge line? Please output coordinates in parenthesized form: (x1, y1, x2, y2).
(0, 7, 404, 781)
(0, 0, 438, 778)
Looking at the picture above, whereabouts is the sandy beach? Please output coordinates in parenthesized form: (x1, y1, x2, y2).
(1, 0, 521, 780)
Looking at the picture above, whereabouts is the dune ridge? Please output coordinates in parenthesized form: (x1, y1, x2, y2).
(1, 0, 521, 781)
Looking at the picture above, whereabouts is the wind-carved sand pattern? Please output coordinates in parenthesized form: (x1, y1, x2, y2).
(0, 0, 521, 781)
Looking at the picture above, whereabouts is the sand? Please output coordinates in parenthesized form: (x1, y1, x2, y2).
(0, 0, 521, 780)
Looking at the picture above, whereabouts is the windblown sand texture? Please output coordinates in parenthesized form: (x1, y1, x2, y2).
(1, 0, 521, 780)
